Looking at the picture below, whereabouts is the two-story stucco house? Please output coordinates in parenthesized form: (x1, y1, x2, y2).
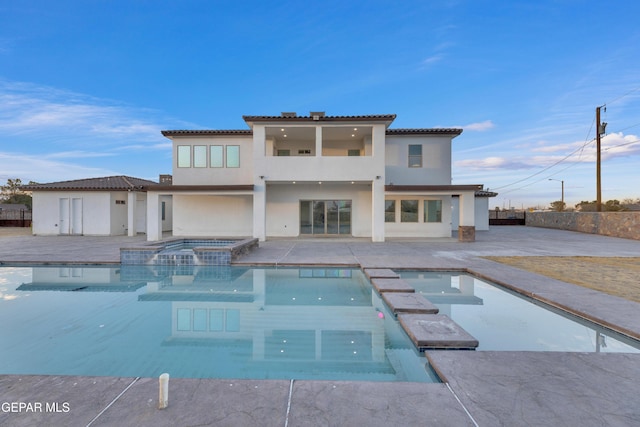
(148, 112, 485, 242)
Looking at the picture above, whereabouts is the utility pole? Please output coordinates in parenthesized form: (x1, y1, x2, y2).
(549, 179, 564, 211)
(596, 106, 606, 212)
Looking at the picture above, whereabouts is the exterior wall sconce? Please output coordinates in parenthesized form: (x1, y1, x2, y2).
(375, 176, 381, 180)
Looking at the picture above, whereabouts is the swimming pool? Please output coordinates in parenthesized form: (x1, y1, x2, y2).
(1, 266, 637, 383)
(0, 265, 436, 382)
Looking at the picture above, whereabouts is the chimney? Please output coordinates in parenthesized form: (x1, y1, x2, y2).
(159, 174, 173, 184)
(310, 111, 325, 120)
(281, 112, 297, 118)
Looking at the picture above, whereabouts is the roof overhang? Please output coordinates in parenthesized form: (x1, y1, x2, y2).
(386, 185, 484, 193)
(386, 128, 463, 137)
(161, 130, 252, 138)
(243, 114, 397, 129)
(150, 185, 254, 193)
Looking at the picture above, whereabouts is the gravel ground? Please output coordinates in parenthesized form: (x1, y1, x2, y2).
(485, 256, 640, 303)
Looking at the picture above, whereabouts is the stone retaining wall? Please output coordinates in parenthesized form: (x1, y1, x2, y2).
(526, 212, 640, 240)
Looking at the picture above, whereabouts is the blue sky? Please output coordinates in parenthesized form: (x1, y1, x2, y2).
(1, 0, 639, 208)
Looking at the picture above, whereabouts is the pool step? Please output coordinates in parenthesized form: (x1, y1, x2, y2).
(370, 278, 415, 293)
(363, 268, 400, 280)
(381, 292, 439, 315)
(398, 314, 479, 350)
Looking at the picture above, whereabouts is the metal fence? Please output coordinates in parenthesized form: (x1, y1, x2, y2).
(0, 209, 32, 227)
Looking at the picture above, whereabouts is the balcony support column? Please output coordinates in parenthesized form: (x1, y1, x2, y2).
(372, 178, 385, 242)
(315, 126, 322, 156)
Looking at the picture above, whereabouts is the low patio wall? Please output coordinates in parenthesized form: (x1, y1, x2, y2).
(526, 211, 640, 240)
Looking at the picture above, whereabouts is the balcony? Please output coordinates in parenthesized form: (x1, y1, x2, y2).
(260, 155, 382, 182)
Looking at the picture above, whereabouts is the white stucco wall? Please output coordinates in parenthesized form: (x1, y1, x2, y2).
(384, 135, 452, 185)
(32, 191, 115, 236)
(110, 192, 129, 235)
(265, 183, 373, 237)
(172, 194, 253, 237)
(172, 135, 254, 185)
(160, 195, 173, 232)
(451, 196, 491, 231)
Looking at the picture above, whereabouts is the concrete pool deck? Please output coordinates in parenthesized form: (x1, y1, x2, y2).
(1, 226, 640, 426)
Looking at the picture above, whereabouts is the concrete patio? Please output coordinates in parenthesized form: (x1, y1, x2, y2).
(1, 226, 639, 426)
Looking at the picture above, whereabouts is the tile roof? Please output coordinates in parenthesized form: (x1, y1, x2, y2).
(242, 114, 397, 123)
(161, 130, 252, 137)
(386, 128, 463, 136)
(475, 190, 498, 197)
(21, 176, 158, 191)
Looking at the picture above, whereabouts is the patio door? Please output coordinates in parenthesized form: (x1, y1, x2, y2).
(71, 198, 83, 235)
(300, 200, 351, 235)
(58, 197, 83, 235)
(59, 198, 70, 234)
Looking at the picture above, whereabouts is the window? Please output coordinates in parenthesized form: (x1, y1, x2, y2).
(210, 145, 223, 168)
(385, 200, 396, 222)
(226, 145, 240, 167)
(408, 145, 422, 168)
(161, 201, 166, 221)
(401, 200, 419, 222)
(424, 200, 442, 222)
(348, 149, 361, 156)
(298, 149, 311, 155)
(177, 145, 191, 168)
(193, 145, 207, 168)
(277, 149, 290, 156)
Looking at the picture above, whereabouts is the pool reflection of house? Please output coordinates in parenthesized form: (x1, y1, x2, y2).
(139, 268, 389, 366)
(400, 272, 483, 317)
(17, 266, 146, 292)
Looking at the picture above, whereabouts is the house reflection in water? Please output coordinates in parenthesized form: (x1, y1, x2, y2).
(136, 267, 388, 367)
(399, 272, 483, 317)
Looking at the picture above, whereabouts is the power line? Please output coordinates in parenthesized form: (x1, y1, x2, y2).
(605, 86, 640, 106)
(491, 137, 595, 191)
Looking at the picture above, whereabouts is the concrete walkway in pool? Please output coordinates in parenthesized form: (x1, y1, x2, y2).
(1, 226, 640, 426)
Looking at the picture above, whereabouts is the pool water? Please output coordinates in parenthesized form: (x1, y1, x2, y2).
(0, 266, 436, 382)
(400, 271, 640, 353)
(1, 266, 637, 383)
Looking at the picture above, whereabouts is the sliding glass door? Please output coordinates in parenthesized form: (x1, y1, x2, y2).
(300, 200, 351, 235)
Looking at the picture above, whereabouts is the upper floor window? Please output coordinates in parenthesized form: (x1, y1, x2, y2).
(177, 145, 191, 168)
(408, 145, 422, 168)
(226, 145, 240, 167)
(348, 149, 361, 156)
(193, 145, 207, 168)
(210, 145, 224, 168)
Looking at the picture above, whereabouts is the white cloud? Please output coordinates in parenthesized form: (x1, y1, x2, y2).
(0, 79, 193, 148)
(420, 54, 444, 67)
(43, 151, 116, 159)
(457, 131, 640, 173)
(0, 151, 121, 183)
(463, 120, 495, 131)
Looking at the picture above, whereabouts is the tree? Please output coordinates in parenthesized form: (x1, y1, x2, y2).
(604, 199, 627, 212)
(549, 200, 566, 212)
(576, 199, 632, 212)
(0, 178, 32, 209)
(575, 200, 596, 212)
